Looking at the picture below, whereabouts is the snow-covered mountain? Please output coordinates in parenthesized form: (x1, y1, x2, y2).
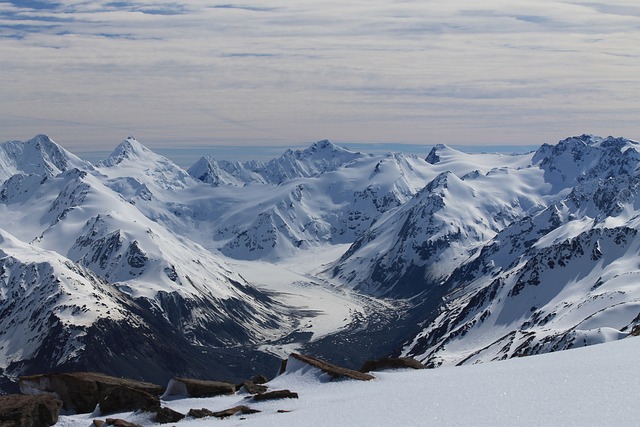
(3, 132, 640, 392)
(188, 140, 368, 186)
(327, 143, 558, 297)
(398, 135, 640, 366)
(0, 228, 134, 375)
(0, 136, 295, 386)
(0, 134, 93, 182)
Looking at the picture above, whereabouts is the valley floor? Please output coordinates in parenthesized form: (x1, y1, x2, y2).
(222, 244, 403, 358)
(57, 334, 640, 426)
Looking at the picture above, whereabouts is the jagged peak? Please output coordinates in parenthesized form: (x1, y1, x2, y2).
(296, 139, 356, 159)
(0, 134, 92, 181)
(24, 134, 67, 157)
(421, 170, 455, 194)
(425, 143, 453, 164)
(107, 136, 152, 161)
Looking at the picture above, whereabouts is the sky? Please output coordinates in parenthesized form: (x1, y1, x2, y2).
(1, 0, 639, 155)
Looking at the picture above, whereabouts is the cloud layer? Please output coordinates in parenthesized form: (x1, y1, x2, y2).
(1, 0, 639, 151)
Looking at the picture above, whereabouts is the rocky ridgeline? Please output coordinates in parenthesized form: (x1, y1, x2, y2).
(0, 354, 425, 426)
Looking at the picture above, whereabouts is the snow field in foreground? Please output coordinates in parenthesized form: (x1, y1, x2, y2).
(58, 336, 640, 427)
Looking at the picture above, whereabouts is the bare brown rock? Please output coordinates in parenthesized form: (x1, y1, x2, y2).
(240, 380, 268, 394)
(187, 408, 215, 418)
(18, 372, 163, 414)
(252, 390, 298, 401)
(0, 394, 62, 427)
(154, 407, 185, 424)
(212, 405, 260, 418)
(163, 377, 236, 399)
(359, 357, 426, 373)
(98, 385, 160, 415)
(251, 374, 268, 384)
(289, 353, 375, 381)
(105, 418, 144, 427)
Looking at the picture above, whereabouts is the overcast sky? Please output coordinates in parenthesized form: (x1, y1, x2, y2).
(1, 0, 639, 153)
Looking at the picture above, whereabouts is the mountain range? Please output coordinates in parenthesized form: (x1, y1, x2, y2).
(1, 133, 639, 391)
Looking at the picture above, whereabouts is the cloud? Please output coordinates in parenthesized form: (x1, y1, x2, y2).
(1, 0, 639, 151)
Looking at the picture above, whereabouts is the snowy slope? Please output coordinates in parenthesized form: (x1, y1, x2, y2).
(58, 336, 640, 427)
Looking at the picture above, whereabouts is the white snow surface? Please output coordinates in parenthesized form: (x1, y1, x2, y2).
(57, 336, 640, 427)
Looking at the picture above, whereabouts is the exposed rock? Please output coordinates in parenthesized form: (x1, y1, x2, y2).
(289, 353, 375, 381)
(99, 385, 160, 415)
(359, 357, 426, 373)
(240, 380, 268, 394)
(0, 394, 62, 427)
(162, 377, 236, 399)
(252, 390, 299, 401)
(18, 372, 163, 414)
(187, 408, 215, 418)
(212, 405, 261, 418)
(251, 374, 268, 384)
(154, 407, 185, 424)
(278, 358, 288, 375)
(105, 418, 144, 427)
(93, 420, 105, 427)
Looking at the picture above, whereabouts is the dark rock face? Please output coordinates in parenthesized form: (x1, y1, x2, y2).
(289, 353, 375, 381)
(188, 405, 261, 419)
(18, 372, 163, 414)
(0, 394, 62, 427)
(187, 408, 215, 419)
(104, 418, 144, 427)
(98, 386, 160, 415)
(154, 407, 185, 424)
(213, 405, 261, 417)
(240, 380, 268, 394)
(163, 377, 237, 399)
(252, 390, 298, 401)
(359, 357, 426, 373)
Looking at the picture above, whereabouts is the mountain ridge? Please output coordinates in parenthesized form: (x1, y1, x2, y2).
(2, 132, 640, 390)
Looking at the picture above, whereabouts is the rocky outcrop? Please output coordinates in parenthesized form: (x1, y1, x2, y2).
(18, 372, 163, 414)
(98, 386, 160, 415)
(240, 380, 268, 394)
(0, 394, 62, 427)
(162, 377, 237, 399)
(289, 353, 375, 381)
(188, 405, 261, 419)
(154, 407, 185, 424)
(359, 357, 426, 373)
(252, 390, 299, 401)
(104, 419, 144, 427)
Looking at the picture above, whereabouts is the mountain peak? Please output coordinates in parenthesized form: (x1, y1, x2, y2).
(0, 134, 92, 182)
(307, 139, 335, 152)
(99, 137, 157, 167)
(298, 139, 354, 159)
(425, 144, 452, 164)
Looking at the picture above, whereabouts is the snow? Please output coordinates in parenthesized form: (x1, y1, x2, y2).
(225, 244, 393, 357)
(57, 336, 640, 427)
